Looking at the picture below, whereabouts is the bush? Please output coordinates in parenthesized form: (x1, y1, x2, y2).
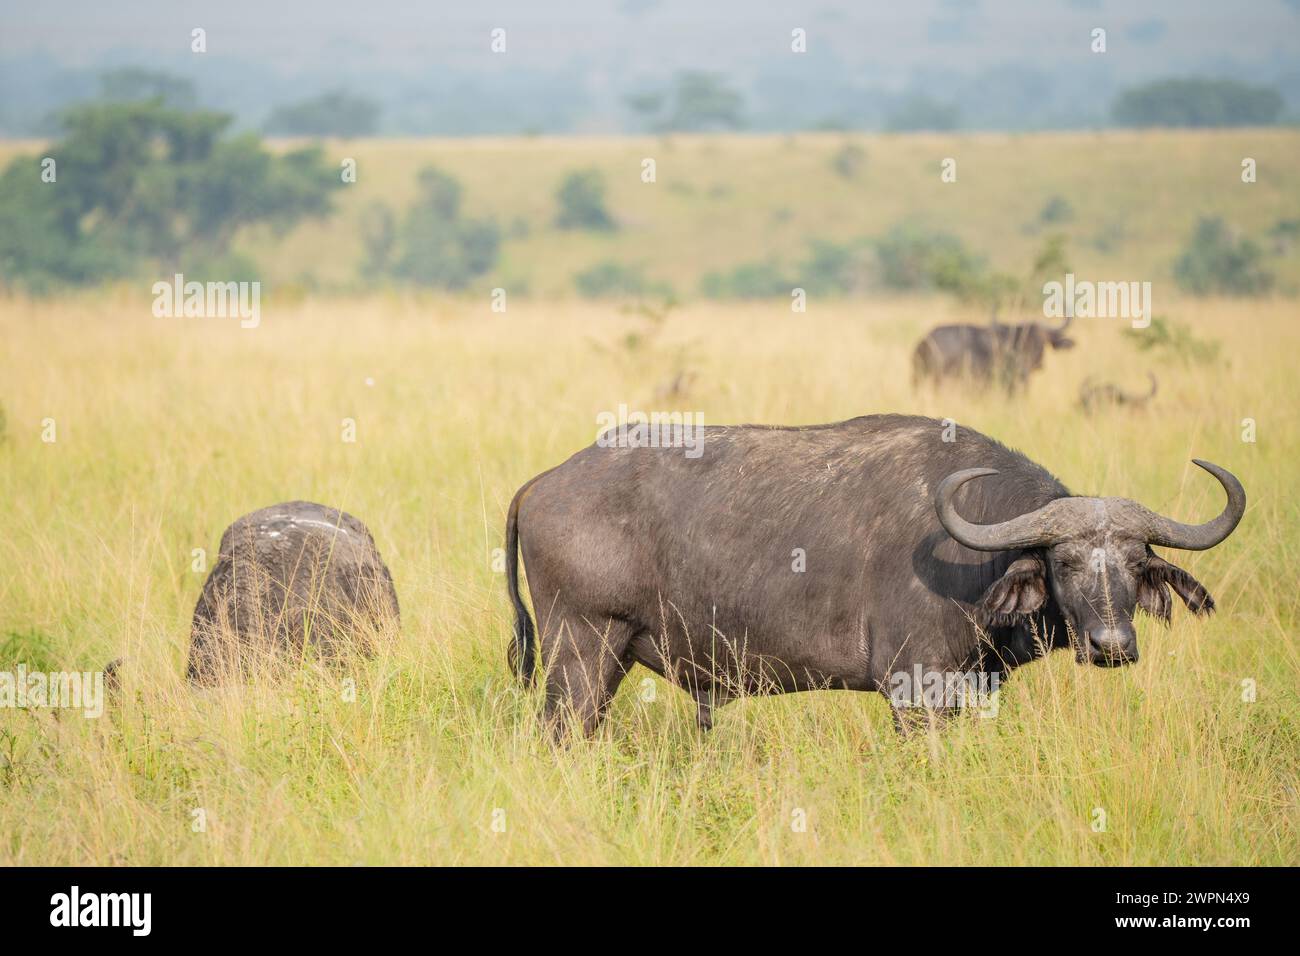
(700, 260, 794, 299)
(1173, 217, 1273, 296)
(798, 239, 874, 295)
(1268, 218, 1300, 254)
(365, 166, 500, 290)
(874, 225, 985, 293)
(1123, 317, 1221, 366)
(554, 170, 616, 231)
(830, 143, 867, 179)
(1037, 195, 1074, 225)
(360, 203, 396, 277)
(573, 260, 673, 299)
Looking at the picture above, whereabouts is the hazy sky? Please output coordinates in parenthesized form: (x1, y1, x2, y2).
(3, 1, 1298, 133)
(5, 0, 1298, 76)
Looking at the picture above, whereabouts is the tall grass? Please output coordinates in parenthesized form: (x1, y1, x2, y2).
(0, 293, 1295, 864)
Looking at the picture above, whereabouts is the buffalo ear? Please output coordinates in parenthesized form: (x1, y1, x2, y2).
(1138, 554, 1215, 620)
(977, 554, 1048, 628)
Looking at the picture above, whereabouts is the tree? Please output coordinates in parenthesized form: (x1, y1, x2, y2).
(621, 72, 745, 132)
(574, 260, 674, 299)
(0, 99, 340, 290)
(366, 166, 500, 290)
(1112, 77, 1283, 127)
(264, 91, 381, 137)
(623, 90, 666, 131)
(554, 170, 616, 231)
(667, 72, 745, 131)
(99, 68, 197, 109)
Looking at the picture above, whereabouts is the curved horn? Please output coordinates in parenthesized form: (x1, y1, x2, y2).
(1145, 372, 1158, 400)
(1143, 460, 1245, 551)
(934, 468, 1061, 552)
(1055, 310, 1073, 333)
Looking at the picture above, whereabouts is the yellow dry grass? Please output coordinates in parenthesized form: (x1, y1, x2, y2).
(0, 291, 1295, 864)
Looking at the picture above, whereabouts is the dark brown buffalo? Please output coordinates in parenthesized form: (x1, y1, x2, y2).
(913, 315, 1074, 391)
(187, 501, 400, 683)
(1079, 372, 1158, 414)
(505, 415, 1243, 738)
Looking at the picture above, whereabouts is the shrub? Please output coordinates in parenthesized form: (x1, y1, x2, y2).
(875, 225, 985, 293)
(365, 166, 500, 290)
(798, 239, 874, 295)
(1037, 195, 1074, 225)
(1123, 316, 1221, 365)
(700, 260, 794, 299)
(555, 170, 616, 231)
(1173, 217, 1273, 296)
(830, 143, 867, 179)
(573, 260, 674, 299)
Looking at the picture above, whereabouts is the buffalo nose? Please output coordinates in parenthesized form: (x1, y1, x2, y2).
(1086, 627, 1138, 667)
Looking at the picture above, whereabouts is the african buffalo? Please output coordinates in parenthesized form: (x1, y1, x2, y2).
(1079, 372, 1158, 414)
(187, 501, 400, 683)
(505, 415, 1243, 737)
(913, 315, 1074, 391)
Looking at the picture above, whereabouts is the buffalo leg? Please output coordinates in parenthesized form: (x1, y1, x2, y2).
(540, 609, 636, 740)
(693, 685, 731, 732)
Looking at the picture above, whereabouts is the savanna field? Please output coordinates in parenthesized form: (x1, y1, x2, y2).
(1, 131, 1298, 865)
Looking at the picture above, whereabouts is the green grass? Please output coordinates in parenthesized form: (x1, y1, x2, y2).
(0, 291, 1295, 865)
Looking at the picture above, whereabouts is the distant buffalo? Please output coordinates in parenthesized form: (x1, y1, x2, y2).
(505, 415, 1243, 738)
(1079, 372, 1157, 414)
(913, 315, 1074, 391)
(187, 501, 400, 683)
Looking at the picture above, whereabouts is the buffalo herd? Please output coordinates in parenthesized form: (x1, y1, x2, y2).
(174, 310, 1242, 741)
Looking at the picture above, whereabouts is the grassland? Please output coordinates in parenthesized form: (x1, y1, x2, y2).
(0, 286, 1296, 865)
(5, 129, 1298, 296)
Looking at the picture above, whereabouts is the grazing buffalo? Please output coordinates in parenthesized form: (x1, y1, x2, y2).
(913, 315, 1074, 391)
(1079, 372, 1158, 414)
(505, 415, 1243, 737)
(187, 501, 400, 683)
